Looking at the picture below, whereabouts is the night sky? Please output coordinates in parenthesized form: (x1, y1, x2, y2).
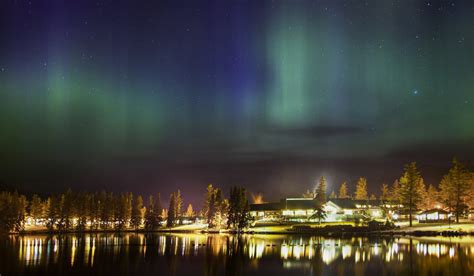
(1, 1, 473, 207)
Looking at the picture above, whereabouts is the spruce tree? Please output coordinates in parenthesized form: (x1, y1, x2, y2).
(144, 195, 155, 230)
(339, 182, 349, 199)
(399, 162, 424, 227)
(355, 177, 368, 200)
(167, 193, 176, 228)
(154, 193, 162, 228)
(131, 195, 144, 230)
(439, 158, 471, 223)
(315, 176, 327, 205)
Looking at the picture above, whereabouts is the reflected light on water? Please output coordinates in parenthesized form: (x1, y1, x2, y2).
(6, 233, 473, 274)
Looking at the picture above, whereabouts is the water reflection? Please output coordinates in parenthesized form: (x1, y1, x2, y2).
(1, 233, 473, 275)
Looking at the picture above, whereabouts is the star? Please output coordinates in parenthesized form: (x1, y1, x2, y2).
(413, 90, 419, 95)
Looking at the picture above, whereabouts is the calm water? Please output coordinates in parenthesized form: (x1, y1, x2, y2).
(0, 233, 473, 275)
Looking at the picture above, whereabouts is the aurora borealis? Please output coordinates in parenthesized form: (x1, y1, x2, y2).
(0, 1, 473, 205)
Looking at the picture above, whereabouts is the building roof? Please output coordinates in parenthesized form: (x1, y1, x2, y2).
(329, 198, 385, 209)
(281, 198, 318, 210)
(251, 197, 390, 212)
(419, 208, 449, 215)
(250, 202, 282, 211)
(250, 198, 319, 211)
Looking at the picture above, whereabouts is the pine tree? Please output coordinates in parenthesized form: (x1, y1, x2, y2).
(426, 184, 439, 209)
(329, 190, 336, 199)
(354, 177, 368, 200)
(237, 187, 250, 230)
(101, 192, 115, 230)
(227, 186, 250, 230)
(0, 192, 27, 232)
(389, 179, 401, 202)
(339, 182, 349, 199)
(75, 192, 91, 231)
(131, 195, 144, 230)
(315, 176, 327, 205)
(208, 191, 216, 227)
(380, 183, 389, 202)
(60, 189, 74, 230)
(399, 162, 424, 227)
(47, 194, 62, 231)
(417, 181, 430, 211)
(203, 184, 214, 219)
(154, 193, 163, 228)
(312, 204, 327, 224)
(145, 195, 155, 230)
(30, 194, 44, 225)
(90, 192, 100, 230)
(439, 158, 471, 223)
(116, 192, 132, 230)
(175, 190, 183, 222)
(185, 203, 195, 218)
(213, 188, 223, 226)
(167, 193, 176, 228)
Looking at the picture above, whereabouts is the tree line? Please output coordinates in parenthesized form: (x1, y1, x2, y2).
(0, 185, 251, 233)
(315, 159, 474, 226)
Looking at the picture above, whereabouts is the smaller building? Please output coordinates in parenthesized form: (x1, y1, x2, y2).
(417, 208, 450, 223)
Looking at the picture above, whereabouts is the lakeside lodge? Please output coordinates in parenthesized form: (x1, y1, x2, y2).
(250, 197, 432, 223)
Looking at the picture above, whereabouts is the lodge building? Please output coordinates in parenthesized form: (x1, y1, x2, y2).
(250, 197, 402, 223)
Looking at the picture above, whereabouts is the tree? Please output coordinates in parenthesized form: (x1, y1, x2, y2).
(315, 176, 327, 205)
(237, 188, 251, 230)
(154, 193, 163, 228)
(145, 195, 155, 230)
(339, 182, 349, 199)
(311, 203, 327, 225)
(370, 194, 377, 200)
(175, 190, 183, 223)
(203, 184, 214, 219)
(204, 186, 224, 228)
(131, 195, 144, 230)
(185, 204, 195, 218)
(439, 159, 471, 223)
(329, 191, 337, 199)
(417, 182, 429, 211)
(89, 192, 101, 230)
(46, 194, 62, 231)
(213, 188, 224, 226)
(419, 184, 439, 210)
(116, 192, 132, 230)
(74, 192, 92, 231)
(227, 186, 250, 230)
(467, 173, 474, 210)
(207, 190, 216, 227)
(167, 193, 176, 228)
(30, 194, 45, 225)
(60, 189, 74, 231)
(389, 180, 401, 202)
(399, 162, 424, 227)
(380, 183, 389, 202)
(100, 192, 115, 230)
(0, 191, 27, 232)
(354, 177, 368, 200)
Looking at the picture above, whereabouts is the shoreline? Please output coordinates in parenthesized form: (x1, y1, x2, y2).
(8, 227, 474, 238)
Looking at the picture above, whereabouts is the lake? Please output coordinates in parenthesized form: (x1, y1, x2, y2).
(0, 233, 473, 275)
